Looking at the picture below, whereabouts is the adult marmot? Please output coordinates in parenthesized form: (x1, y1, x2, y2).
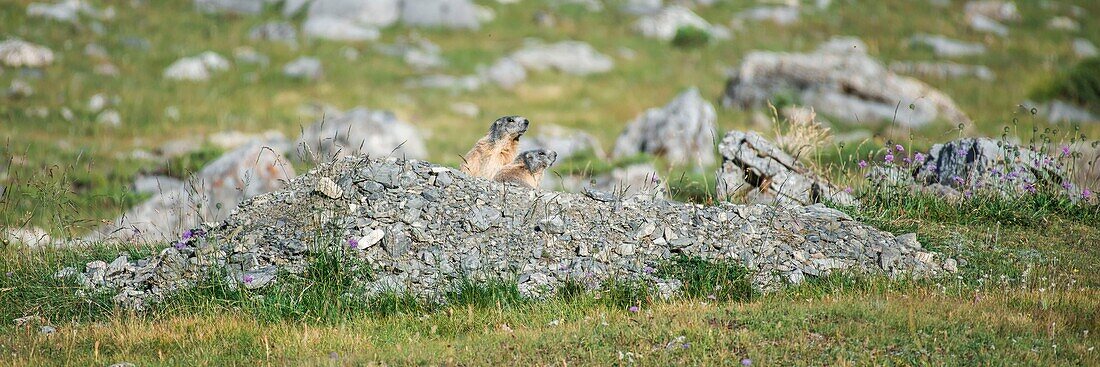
(494, 149, 558, 188)
(461, 115, 530, 179)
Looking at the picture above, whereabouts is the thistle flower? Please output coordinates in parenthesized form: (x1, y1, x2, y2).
(844, 186, 853, 194)
(243, 275, 254, 284)
(628, 306, 639, 313)
(1061, 145, 1071, 157)
(952, 175, 964, 185)
(181, 229, 193, 240)
(643, 266, 655, 274)
(347, 237, 359, 249)
(173, 241, 187, 250)
(858, 160, 868, 169)
(1083, 188, 1093, 199)
(884, 154, 894, 163)
(1062, 181, 1073, 190)
(914, 152, 925, 164)
(741, 358, 752, 366)
(895, 144, 904, 152)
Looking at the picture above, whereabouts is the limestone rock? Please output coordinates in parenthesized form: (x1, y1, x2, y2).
(400, 0, 482, 30)
(510, 40, 614, 76)
(163, 52, 230, 81)
(194, 0, 264, 15)
(0, 39, 55, 68)
(283, 57, 323, 80)
(908, 34, 986, 58)
(613, 88, 718, 167)
(722, 37, 972, 127)
(633, 6, 728, 41)
(716, 130, 856, 206)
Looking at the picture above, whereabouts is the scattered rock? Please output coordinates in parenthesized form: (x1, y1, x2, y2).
(735, 6, 800, 25)
(6, 79, 34, 98)
(405, 74, 483, 92)
(613, 88, 717, 168)
(282, 57, 323, 81)
(633, 5, 729, 41)
(1073, 38, 1098, 58)
(967, 14, 1008, 36)
(27, 0, 96, 23)
(621, 0, 663, 15)
(722, 37, 972, 127)
(249, 21, 298, 44)
(510, 40, 614, 76)
(71, 155, 945, 309)
(965, 1, 1019, 21)
(194, 0, 264, 15)
(163, 52, 231, 81)
(716, 130, 857, 206)
(0, 39, 55, 68)
(86, 141, 295, 244)
(400, 0, 483, 30)
(373, 34, 446, 70)
(909, 34, 986, 58)
(889, 61, 995, 81)
(303, 17, 381, 41)
(1032, 100, 1097, 124)
(1047, 16, 1079, 32)
(96, 109, 122, 127)
(911, 138, 1069, 195)
(295, 107, 427, 161)
(481, 57, 527, 89)
(39, 325, 56, 335)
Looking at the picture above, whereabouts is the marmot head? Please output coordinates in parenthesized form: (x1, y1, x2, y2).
(488, 115, 530, 142)
(516, 149, 557, 173)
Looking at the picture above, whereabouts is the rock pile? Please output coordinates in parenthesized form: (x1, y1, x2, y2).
(0, 39, 55, 68)
(716, 131, 856, 207)
(722, 37, 971, 127)
(67, 155, 950, 309)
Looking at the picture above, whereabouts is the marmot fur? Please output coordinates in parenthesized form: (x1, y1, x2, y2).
(461, 115, 530, 179)
(494, 149, 558, 188)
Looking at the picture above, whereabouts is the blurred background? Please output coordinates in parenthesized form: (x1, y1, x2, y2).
(1, 0, 1097, 242)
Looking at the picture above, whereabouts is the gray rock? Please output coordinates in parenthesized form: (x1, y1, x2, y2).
(194, 0, 264, 15)
(613, 88, 717, 167)
(0, 39, 55, 68)
(249, 22, 298, 44)
(134, 175, 184, 195)
(716, 130, 857, 206)
(1073, 38, 1098, 58)
(967, 13, 1008, 36)
(518, 124, 604, 161)
(303, 17, 381, 41)
(964, 1, 1019, 21)
(163, 52, 230, 81)
(722, 37, 971, 127)
(633, 5, 728, 41)
(1035, 100, 1097, 124)
(241, 266, 276, 289)
(621, 0, 663, 15)
(400, 0, 482, 30)
(889, 61, 995, 81)
(736, 6, 800, 25)
(283, 57, 323, 80)
(282, 0, 310, 17)
(307, 0, 399, 28)
(914, 137, 1069, 195)
(87, 141, 295, 244)
(405, 74, 483, 91)
(909, 34, 986, 58)
(295, 107, 427, 161)
(510, 40, 614, 76)
(482, 57, 527, 89)
(39, 325, 56, 335)
(27, 0, 95, 23)
(3, 226, 54, 247)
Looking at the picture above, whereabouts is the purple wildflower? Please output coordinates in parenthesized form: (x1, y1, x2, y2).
(903, 157, 912, 165)
(347, 237, 359, 249)
(884, 154, 894, 163)
(1062, 181, 1073, 190)
(1061, 145, 1071, 157)
(952, 175, 964, 185)
(1084, 189, 1093, 199)
(173, 241, 187, 250)
(858, 160, 868, 169)
(1024, 183, 1037, 194)
(964, 190, 973, 199)
(895, 144, 904, 152)
(628, 306, 639, 313)
(914, 152, 925, 164)
(682, 343, 691, 349)
(844, 186, 853, 194)
(643, 266, 655, 274)
(741, 358, 752, 366)
(181, 229, 193, 240)
(243, 275, 254, 283)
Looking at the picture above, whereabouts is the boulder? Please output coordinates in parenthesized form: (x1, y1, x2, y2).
(72, 155, 947, 309)
(295, 107, 427, 161)
(967, 14, 1008, 36)
(633, 6, 728, 41)
(27, 0, 96, 22)
(86, 141, 295, 244)
(621, 0, 663, 15)
(964, 1, 1019, 21)
(1073, 38, 1098, 58)
(163, 52, 230, 81)
(908, 34, 986, 58)
(399, 0, 482, 30)
(889, 61, 995, 81)
(194, 0, 265, 15)
(1033, 100, 1098, 124)
(302, 17, 381, 41)
(249, 21, 298, 44)
(722, 37, 972, 127)
(0, 39, 55, 68)
(3, 226, 55, 247)
(613, 88, 718, 168)
(282, 57, 323, 80)
(510, 40, 614, 76)
(716, 130, 856, 206)
(912, 138, 1069, 195)
(302, 0, 398, 41)
(481, 57, 527, 89)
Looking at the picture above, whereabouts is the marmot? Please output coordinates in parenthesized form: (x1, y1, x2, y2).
(461, 115, 530, 179)
(494, 149, 558, 188)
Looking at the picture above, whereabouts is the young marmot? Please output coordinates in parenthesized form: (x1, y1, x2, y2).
(461, 115, 530, 179)
(494, 149, 558, 189)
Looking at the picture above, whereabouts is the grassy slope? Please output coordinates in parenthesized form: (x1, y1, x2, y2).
(2, 0, 1100, 230)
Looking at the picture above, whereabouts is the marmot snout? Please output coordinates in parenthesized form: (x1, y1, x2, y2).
(460, 115, 530, 179)
(494, 149, 558, 189)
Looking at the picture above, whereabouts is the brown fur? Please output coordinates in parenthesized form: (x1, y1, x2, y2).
(494, 162, 543, 188)
(461, 137, 520, 179)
